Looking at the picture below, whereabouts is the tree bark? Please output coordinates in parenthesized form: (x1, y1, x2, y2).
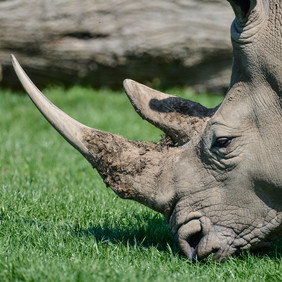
(0, 0, 234, 93)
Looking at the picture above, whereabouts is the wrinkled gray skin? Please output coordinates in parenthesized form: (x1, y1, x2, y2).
(12, 0, 281, 260)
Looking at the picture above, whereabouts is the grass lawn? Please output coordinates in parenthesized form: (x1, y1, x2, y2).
(0, 86, 281, 281)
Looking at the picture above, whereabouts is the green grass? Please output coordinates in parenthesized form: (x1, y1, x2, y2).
(0, 86, 281, 281)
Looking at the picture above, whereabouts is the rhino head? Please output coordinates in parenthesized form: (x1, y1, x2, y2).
(11, 0, 281, 260)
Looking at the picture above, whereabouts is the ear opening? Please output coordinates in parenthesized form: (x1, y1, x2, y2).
(228, 0, 256, 21)
(233, 0, 251, 16)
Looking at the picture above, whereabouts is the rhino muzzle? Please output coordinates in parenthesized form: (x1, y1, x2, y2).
(11, 0, 282, 261)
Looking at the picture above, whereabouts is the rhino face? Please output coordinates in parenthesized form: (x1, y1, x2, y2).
(170, 91, 282, 259)
(12, 0, 281, 260)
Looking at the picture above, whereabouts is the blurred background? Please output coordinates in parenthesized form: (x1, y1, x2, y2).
(0, 0, 234, 93)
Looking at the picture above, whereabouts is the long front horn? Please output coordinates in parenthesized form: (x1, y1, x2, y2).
(11, 54, 90, 157)
(11, 55, 176, 217)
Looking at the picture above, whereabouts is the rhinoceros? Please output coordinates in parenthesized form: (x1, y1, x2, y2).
(11, 0, 281, 260)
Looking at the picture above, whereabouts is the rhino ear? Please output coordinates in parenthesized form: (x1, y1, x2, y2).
(227, 0, 256, 20)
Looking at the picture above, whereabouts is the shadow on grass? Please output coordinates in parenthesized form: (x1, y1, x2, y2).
(76, 214, 178, 253)
(3, 209, 281, 260)
(3, 209, 178, 255)
(66, 215, 282, 261)
(248, 239, 282, 260)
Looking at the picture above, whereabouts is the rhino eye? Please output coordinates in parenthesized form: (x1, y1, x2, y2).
(213, 137, 233, 148)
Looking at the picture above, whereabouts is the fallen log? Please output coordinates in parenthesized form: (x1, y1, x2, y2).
(0, 0, 233, 92)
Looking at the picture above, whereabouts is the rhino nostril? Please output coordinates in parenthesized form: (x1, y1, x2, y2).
(188, 232, 203, 252)
(176, 219, 203, 259)
(175, 216, 214, 260)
